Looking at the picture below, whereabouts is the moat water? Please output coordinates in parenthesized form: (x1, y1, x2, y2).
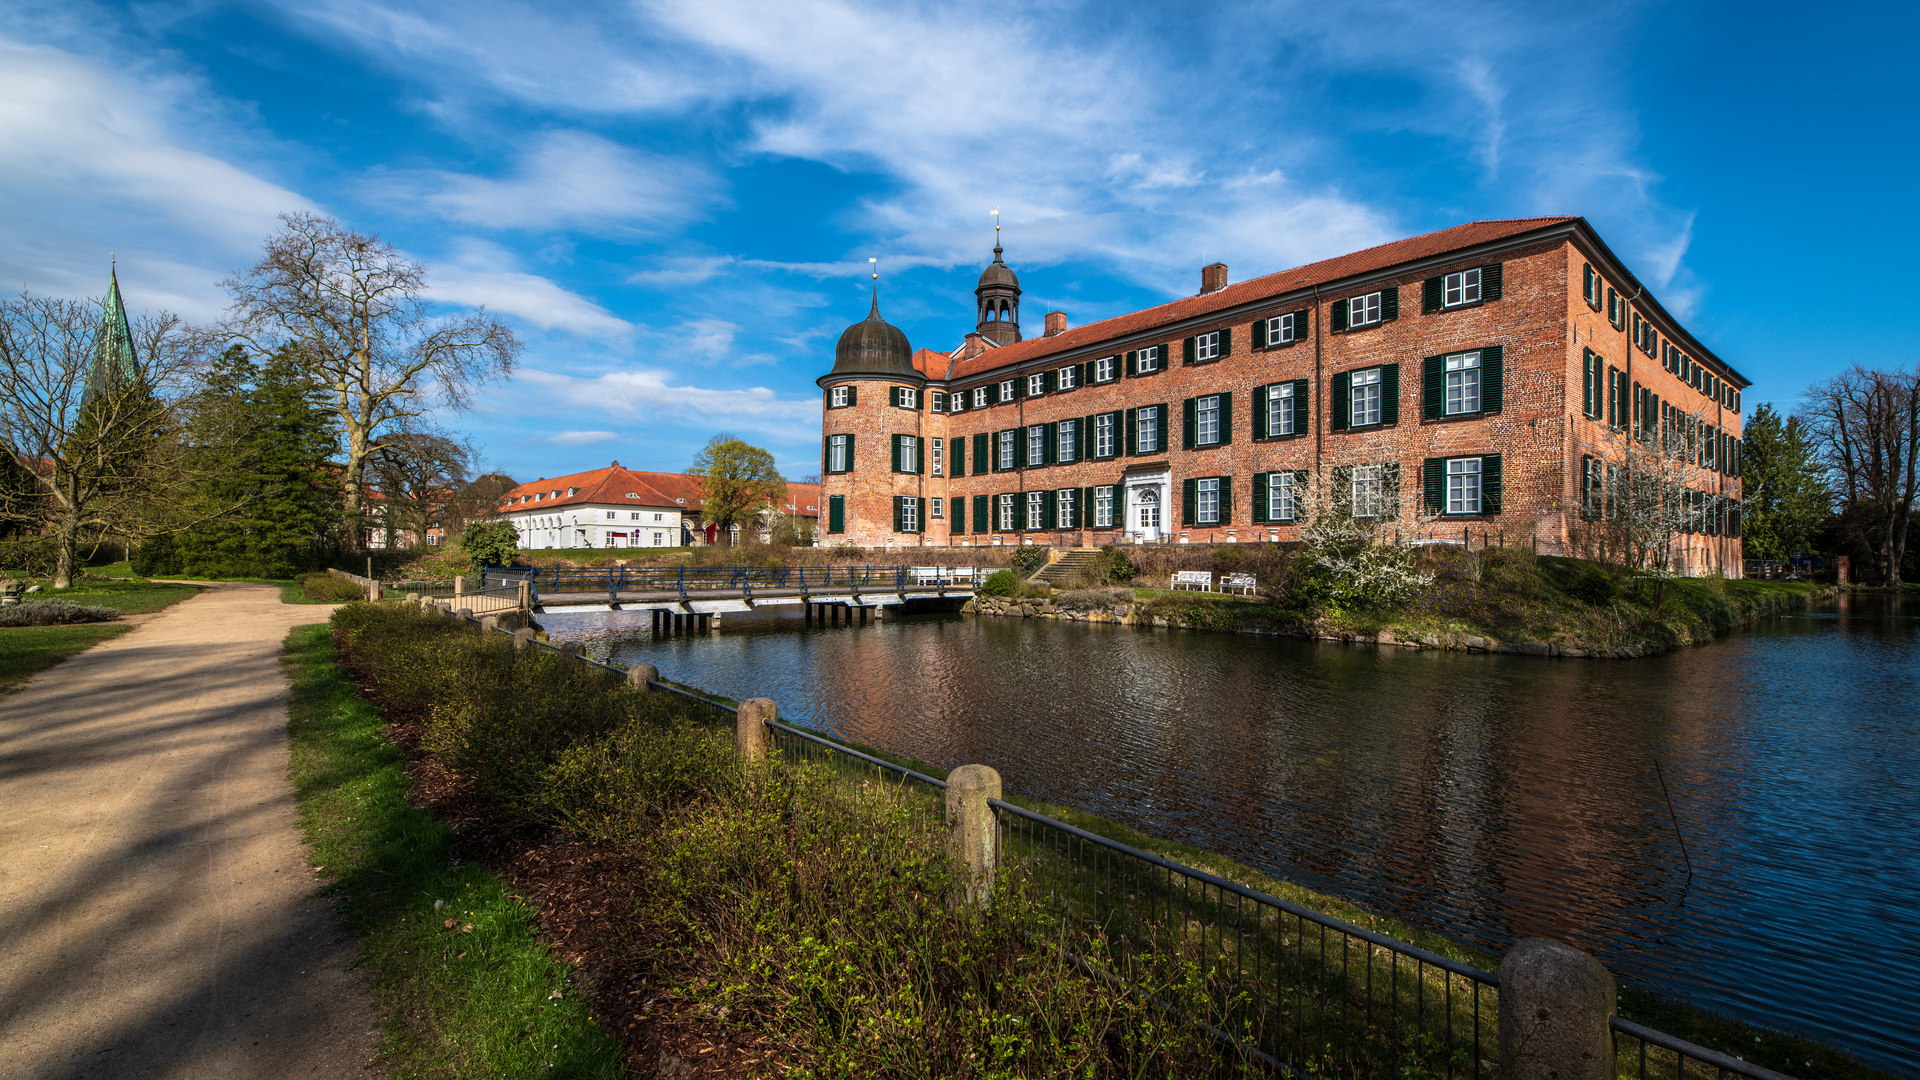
(542, 593, 1919, 1074)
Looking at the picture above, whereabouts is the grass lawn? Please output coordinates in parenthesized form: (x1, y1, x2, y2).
(280, 624, 623, 1078)
(0, 581, 204, 690)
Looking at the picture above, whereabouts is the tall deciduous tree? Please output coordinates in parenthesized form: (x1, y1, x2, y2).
(689, 434, 785, 544)
(0, 284, 207, 588)
(220, 213, 519, 551)
(364, 431, 469, 548)
(1738, 403, 1830, 560)
(1799, 365, 1919, 586)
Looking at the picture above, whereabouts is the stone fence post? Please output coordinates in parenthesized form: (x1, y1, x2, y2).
(945, 764, 1001, 909)
(627, 662, 659, 691)
(512, 627, 533, 651)
(736, 698, 774, 761)
(1499, 937, 1616, 1080)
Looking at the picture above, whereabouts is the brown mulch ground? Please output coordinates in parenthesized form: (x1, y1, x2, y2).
(340, 636, 793, 1078)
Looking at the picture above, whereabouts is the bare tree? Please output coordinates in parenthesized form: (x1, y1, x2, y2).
(220, 213, 520, 550)
(1799, 365, 1920, 586)
(364, 431, 470, 549)
(442, 470, 518, 534)
(1571, 402, 1727, 592)
(0, 289, 209, 587)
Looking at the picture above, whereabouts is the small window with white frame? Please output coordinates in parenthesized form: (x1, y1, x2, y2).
(1350, 368, 1382, 426)
(997, 493, 1015, 531)
(930, 437, 944, 476)
(830, 385, 849, 407)
(1443, 268, 1482, 307)
(949, 391, 965, 413)
(1266, 312, 1298, 345)
(1446, 457, 1482, 515)
(1027, 425, 1046, 465)
(1057, 419, 1078, 463)
(1445, 351, 1481, 414)
(898, 386, 917, 409)
(1055, 488, 1076, 529)
(930, 391, 945, 412)
(1027, 373, 1045, 396)
(1196, 477, 1221, 524)
(1136, 345, 1162, 373)
(827, 434, 850, 473)
(973, 387, 989, 409)
(1351, 464, 1386, 517)
(999, 379, 1016, 402)
(1095, 412, 1116, 457)
(1195, 331, 1221, 362)
(899, 496, 919, 533)
(1026, 491, 1045, 531)
(1058, 365, 1077, 390)
(1094, 485, 1115, 527)
(1196, 394, 1222, 445)
(1268, 471, 1296, 521)
(931, 497, 944, 518)
(1137, 405, 1162, 452)
(1267, 382, 1296, 436)
(1094, 356, 1116, 382)
(1350, 291, 1383, 326)
(896, 434, 917, 473)
(997, 429, 1016, 470)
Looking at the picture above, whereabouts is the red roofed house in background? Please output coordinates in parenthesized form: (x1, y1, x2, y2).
(494, 463, 821, 549)
(818, 217, 1748, 576)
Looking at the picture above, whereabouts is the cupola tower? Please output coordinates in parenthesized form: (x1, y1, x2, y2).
(974, 214, 1022, 346)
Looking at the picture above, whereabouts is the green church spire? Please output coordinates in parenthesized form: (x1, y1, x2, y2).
(85, 264, 139, 405)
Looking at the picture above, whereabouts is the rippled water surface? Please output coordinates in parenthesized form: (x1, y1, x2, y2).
(544, 594, 1920, 1074)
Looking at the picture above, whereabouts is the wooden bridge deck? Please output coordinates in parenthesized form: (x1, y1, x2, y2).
(533, 586, 975, 613)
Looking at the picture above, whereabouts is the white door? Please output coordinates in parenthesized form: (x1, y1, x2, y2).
(1133, 485, 1162, 541)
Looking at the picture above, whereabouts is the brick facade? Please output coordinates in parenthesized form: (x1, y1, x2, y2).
(819, 218, 1747, 574)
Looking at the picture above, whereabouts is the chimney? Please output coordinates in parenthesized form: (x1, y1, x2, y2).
(1044, 311, 1068, 337)
(1200, 263, 1228, 294)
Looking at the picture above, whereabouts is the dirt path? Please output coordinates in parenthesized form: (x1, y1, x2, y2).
(0, 584, 383, 1079)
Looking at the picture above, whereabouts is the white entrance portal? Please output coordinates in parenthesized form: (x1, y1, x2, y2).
(1125, 473, 1170, 543)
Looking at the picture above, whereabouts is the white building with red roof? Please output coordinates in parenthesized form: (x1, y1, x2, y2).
(493, 462, 824, 549)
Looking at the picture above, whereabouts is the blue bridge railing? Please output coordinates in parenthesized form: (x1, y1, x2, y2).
(480, 564, 983, 603)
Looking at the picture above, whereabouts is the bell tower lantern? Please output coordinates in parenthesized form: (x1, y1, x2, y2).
(974, 214, 1022, 347)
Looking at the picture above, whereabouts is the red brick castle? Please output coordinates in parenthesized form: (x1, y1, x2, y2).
(818, 217, 1747, 575)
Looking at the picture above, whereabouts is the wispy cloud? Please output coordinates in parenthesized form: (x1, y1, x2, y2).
(430, 239, 632, 337)
(547, 429, 619, 445)
(518, 367, 820, 442)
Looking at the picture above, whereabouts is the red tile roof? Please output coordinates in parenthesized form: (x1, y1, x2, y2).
(496, 464, 821, 519)
(944, 217, 1579, 383)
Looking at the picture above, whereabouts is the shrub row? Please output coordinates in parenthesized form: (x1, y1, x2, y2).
(0, 599, 124, 627)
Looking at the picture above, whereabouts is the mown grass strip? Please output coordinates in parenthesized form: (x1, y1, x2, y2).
(280, 623, 624, 1079)
(0, 623, 131, 689)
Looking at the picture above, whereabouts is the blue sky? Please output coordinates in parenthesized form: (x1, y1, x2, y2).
(3, 0, 1914, 483)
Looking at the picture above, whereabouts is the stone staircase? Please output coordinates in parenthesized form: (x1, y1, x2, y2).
(1028, 547, 1103, 585)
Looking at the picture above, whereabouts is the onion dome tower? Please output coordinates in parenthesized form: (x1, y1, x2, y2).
(817, 280, 926, 546)
(821, 292, 917, 382)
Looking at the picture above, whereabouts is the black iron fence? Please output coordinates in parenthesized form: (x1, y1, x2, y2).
(480, 563, 982, 601)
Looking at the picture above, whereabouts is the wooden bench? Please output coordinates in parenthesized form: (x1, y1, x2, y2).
(1221, 572, 1257, 596)
(1170, 570, 1214, 592)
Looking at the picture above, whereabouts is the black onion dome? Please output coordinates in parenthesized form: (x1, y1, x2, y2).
(976, 247, 1020, 291)
(827, 293, 916, 380)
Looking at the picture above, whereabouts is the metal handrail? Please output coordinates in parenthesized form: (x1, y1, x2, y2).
(766, 720, 948, 789)
(1610, 1017, 1800, 1080)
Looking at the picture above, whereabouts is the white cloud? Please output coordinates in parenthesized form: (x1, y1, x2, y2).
(548, 430, 619, 445)
(430, 239, 633, 337)
(519, 367, 819, 441)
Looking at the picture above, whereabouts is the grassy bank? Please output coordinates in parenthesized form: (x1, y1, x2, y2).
(281, 623, 625, 1078)
(0, 580, 203, 689)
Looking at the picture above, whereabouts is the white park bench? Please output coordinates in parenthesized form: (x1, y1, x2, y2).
(1171, 570, 1214, 592)
(909, 566, 945, 585)
(1221, 572, 1258, 596)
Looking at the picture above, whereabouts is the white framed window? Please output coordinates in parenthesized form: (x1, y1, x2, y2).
(931, 437, 944, 476)
(1136, 345, 1162, 373)
(1195, 330, 1221, 361)
(999, 379, 1016, 402)
(1094, 485, 1115, 527)
(900, 496, 919, 533)
(1266, 312, 1298, 345)
(896, 434, 918, 473)
(930, 391, 945, 413)
(1056, 488, 1076, 529)
(1352, 464, 1386, 518)
(1095, 412, 1116, 457)
(1447, 458, 1482, 514)
(1443, 268, 1482, 307)
(1268, 382, 1296, 436)
(1027, 425, 1046, 465)
(830, 386, 849, 407)
(1137, 405, 1162, 452)
(931, 497, 944, 518)
(1057, 419, 1078, 463)
(827, 434, 850, 473)
(997, 430, 1016, 470)
(1025, 491, 1045, 530)
(1138, 488, 1160, 529)
(949, 391, 965, 413)
(1094, 356, 1116, 382)
(997, 494, 1016, 531)
(655, 513, 664, 521)
(1058, 365, 1077, 389)
(1351, 368, 1382, 426)
(973, 387, 989, 409)
(1268, 472, 1296, 521)
(1196, 394, 1221, 445)
(1445, 351, 1482, 414)
(606, 511, 616, 519)
(1196, 477, 1220, 524)
(899, 386, 917, 409)
(1027, 373, 1045, 396)
(1350, 291, 1383, 326)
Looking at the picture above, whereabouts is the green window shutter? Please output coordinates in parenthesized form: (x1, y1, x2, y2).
(952, 437, 965, 476)
(1330, 298, 1349, 332)
(1125, 408, 1138, 455)
(974, 433, 988, 475)
(916, 437, 926, 475)
(1482, 455, 1502, 513)
(1381, 364, 1400, 425)
(1081, 360, 1093, 386)
(1218, 476, 1233, 523)
(1157, 405, 1169, 450)
(952, 495, 965, 533)
(846, 385, 857, 406)
(1293, 379, 1309, 432)
(828, 495, 845, 533)
(1043, 369, 1056, 392)
(973, 494, 988, 533)
(1482, 263, 1503, 300)
(1013, 428, 1026, 470)
(1183, 337, 1197, 365)
(1219, 327, 1232, 357)
(1382, 287, 1399, 321)
(845, 434, 855, 469)
(1252, 384, 1269, 439)
(1424, 457, 1444, 514)
(890, 435, 902, 473)
(1423, 276, 1443, 313)
(893, 497, 903, 533)
(1182, 397, 1197, 449)
(1078, 416, 1091, 461)
(1481, 345, 1503, 414)
(1293, 308, 1311, 339)
(1251, 472, 1269, 523)
(1042, 489, 1056, 528)
(1125, 350, 1137, 376)
(1582, 351, 1596, 419)
(1181, 478, 1196, 526)
(1045, 422, 1059, 465)
(1331, 371, 1351, 430)
(1219, 391, 1233, 445)
(888, 386, 898, 407)
(1251, 317, 1267, 349)
(1423, 355, 1445, 420)
(821, 436, 828, 473)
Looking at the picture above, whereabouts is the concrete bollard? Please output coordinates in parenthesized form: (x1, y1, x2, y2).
(480, 615, 498, 633)
(512, 627, 533, 651)
(453, 576, 464, 597)
(407, 592, 420, 603)
(1499, 938, 1616, 1080)
(735, 698, 775, 761)
(558, 641, 584, 663)
(945, 764, 1002, 909)
(628, 662, 659, 691)
(454, 607, 473, 621)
